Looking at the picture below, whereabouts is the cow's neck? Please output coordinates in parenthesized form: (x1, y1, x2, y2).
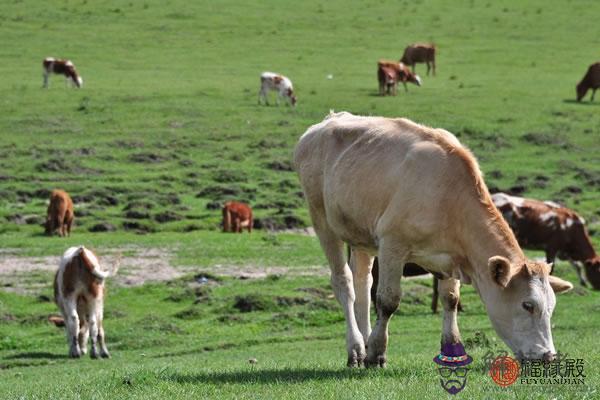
(458, 198, 525, 285)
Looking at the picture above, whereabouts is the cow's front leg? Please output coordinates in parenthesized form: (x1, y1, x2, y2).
(366, 245, 405, 368)
(349, 248, 374, 346)
(439, 278, 461, 345)
(318, 232, 365, 367)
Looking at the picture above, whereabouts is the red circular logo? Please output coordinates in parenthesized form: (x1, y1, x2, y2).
(489, 356, 520, 387)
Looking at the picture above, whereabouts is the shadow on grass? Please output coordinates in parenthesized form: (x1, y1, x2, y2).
(162, 366, 413, 385)
(3, 352, 67, 360)
(563, 99, 599, 105)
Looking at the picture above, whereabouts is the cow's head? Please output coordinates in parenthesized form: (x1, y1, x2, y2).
(583, 257, 600, 290)
(479, 256, 572, 361)
(576, 82, 587, 102)
(413, 75, 422, 86)
(288, 89, 297, 106)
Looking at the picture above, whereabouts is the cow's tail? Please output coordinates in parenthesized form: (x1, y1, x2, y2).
(79, 246, 118, 280)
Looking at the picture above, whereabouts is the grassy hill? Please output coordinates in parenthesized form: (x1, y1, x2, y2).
(0, 0, 599, 398)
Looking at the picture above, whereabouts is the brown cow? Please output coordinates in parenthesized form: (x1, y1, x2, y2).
(400, 43, 436, 76)
(492, 192, 600, 289)
(576, 62, 600, 102)
(222, 201, 253, 233)
(377, 60, 421, 95)
(46, 189, 74, 237)
(43, 57, 83, 88)
(54, 246, 119, 358)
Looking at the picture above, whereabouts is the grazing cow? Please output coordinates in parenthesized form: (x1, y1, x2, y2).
(400, 43, 436, 76)
(222, 201, 253, 233)
(492, 193, 600, 289)
(43, 57, 83, 88)
(258, 72, 297, 106)
(54, 246, 118, 358)
(294, 111, 572, 367)
(576, 62, 600, 102)
(377, 61, 421, 94)
(45, 189, 74, 237)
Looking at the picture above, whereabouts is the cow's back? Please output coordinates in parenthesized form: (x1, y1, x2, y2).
(294, 112, 479, 250)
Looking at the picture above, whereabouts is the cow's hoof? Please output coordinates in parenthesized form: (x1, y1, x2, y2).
(346, 345, 366, 368)
(90, 350, 100, 359)
(69, 349, 81, 358)
(100, 350, 111, 359)
(365, 355, 386, 368)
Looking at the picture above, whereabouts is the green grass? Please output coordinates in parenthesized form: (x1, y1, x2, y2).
(1, 0, 600, 398)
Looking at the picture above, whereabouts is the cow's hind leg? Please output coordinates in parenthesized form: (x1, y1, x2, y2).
(439, 278, 462, 345)
(64, 297, 82, 358)
(317, 229, 365, 367)
(366, 242, 406, 368)
(349, 248, 374, 346)
(97, 305, 110, 358)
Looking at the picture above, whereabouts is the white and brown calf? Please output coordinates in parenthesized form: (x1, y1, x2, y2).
(258, 72, 296, 106)
(43, 57, 83, 88)
(54, 246, 118, 358)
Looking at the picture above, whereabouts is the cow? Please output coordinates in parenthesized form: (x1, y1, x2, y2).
(400, 43, 436, 76)
(54, 246, 119, 358)
(378, 60, 421, 94)
(45, 189, 74, 237)
(222, 201, 253, 233)
(294, 111, 572, 368)
(258, 72, 297, 106)
(492, 193, 600, 289)
(43, 57, 83, 88)
(576, 62, 600, 102)
(377, 64, 399, 96)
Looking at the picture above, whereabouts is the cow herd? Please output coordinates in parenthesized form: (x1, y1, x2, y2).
(36, 48, 599, 364)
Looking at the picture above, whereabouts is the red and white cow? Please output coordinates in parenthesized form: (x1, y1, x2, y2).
(258, 72, 296, 106)
(492, 193, 600, 289)
(222, 201, 253, 233)
(54, 246, 119, 358)
(43, 57, 83, 88)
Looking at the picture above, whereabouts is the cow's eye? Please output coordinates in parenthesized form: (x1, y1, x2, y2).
(522, 302, 534, 314)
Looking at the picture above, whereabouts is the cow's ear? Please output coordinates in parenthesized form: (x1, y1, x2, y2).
(548, 276, 573, 294)
(488, 256, 511, 288)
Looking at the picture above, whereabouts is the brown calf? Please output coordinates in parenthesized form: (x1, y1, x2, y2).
(46, 189, 74, 237)
(492, 193, 600, 289)
(576, 62, 600, 102)
(222, 201, 253, 233)
(377, 60, 422, 95)
(400, 43, 436, 76)
(54, 246, 118, 358)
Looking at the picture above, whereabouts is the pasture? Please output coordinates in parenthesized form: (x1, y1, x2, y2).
(0, 0, 599, 398)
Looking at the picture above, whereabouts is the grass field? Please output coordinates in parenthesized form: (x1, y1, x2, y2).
(1, 0, 599, 398)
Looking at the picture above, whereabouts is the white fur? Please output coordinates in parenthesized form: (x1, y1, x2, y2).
(492, 192, 524, 207)
(540, 211, 557, 223)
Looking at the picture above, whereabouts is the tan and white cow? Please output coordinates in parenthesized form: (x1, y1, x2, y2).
(294, 112, 572, 367)
(492, 192, 600, 289)
(54, 246, 118, 358)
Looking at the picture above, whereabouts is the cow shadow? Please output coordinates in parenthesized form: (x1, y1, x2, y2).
(3, 352, 67, 360)
(563, 99, 599, 105)
(161, 366, 412, 385)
